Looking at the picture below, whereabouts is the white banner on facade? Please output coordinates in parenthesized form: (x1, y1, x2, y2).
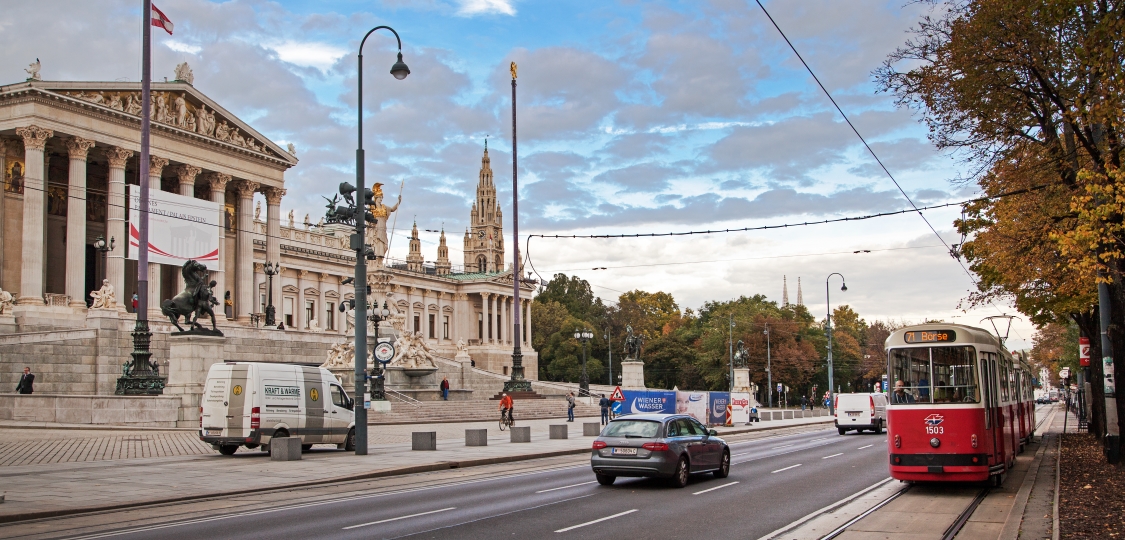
(128, 185, 220, 270)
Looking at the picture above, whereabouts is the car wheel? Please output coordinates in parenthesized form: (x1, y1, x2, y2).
(714, 450, 730, 479)
(301, 444, 313, 452)
(344, 428, 356, 452)
(838, 427, 846, 435)
(670, 456, 690, 488)
(218, 444, 238, 456)
(596, 473, 616, 486)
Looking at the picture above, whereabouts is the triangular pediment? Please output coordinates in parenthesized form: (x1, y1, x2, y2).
(7, 80, 298, 167)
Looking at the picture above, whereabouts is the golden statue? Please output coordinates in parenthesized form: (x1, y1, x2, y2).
(366, 182, 401, 262)
(510, 62, 517, 80)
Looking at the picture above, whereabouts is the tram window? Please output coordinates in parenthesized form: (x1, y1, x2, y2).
(889, 346, 980, 404)
(999, 362, 1010, 402)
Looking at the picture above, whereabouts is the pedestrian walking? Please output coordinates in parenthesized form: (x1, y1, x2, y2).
(598, 394, 611, 425)
(801, 395, 808, 411)
(15, 367, 34, 394)
(440, 377, 450, 400)
(566, 392, 576, 422)
(131, 292, 138, 313)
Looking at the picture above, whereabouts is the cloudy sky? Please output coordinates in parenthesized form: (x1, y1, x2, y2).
(1, 0, 1035, 349)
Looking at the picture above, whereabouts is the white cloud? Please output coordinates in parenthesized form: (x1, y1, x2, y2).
(269, 41, 347, 71)
(165, 40, 201, 55)
(456, 0, 516, 16)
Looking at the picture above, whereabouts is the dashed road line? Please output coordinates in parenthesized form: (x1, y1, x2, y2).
(822, 453, 843, 459)
(857, 444, 873, 450)
(536, 481, 596, 493)
(693, 481, 739, 495)
(342, 507, 456, 530)
(555, 509, 638, 533)
(771, 464, 802, 474)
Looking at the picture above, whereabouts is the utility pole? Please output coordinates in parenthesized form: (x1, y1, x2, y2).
(604, 327, 613, 386)
(728, 314, 735, 393)
(1099, 277, 1120, 463)
(765, 324, 772, 408)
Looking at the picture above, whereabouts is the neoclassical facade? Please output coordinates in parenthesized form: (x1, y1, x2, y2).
(0, 66, 536, 379)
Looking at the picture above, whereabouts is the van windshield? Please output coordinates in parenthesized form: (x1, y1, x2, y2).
(889, 346, 979, 404)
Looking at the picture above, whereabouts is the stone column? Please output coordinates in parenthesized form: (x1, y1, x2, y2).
(297, 269, 307, 329)
(147, 156, 169, 320)
(406, 287, 416, 335)
(263, 187, 284, 308)
(436, 291, 444, 342)
(481, 292, 490, 343)
(15, 125, 52, 305)
(0, 140, 7, 289)
(64, 137, 95, 308)
(204, 172, 231, 318)
(173, 165, 201, 293)
(233, 180, 259, 321)
(525, 298, 532, 346)
(451, 293, 460, 343)
(104, 147, 132, 312)
(253, 263, 264, 315)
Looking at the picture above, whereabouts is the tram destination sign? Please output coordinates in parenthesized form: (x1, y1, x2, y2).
(904, 330, 957, 343)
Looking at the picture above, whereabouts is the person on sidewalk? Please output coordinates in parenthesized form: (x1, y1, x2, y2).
(440, 377, 450, 400)
(16, 367, 34, 394)
(801, 395, 808, 410)
(499, 392, 514, 424)
(566, 392, 576, 422)
(599, 394, 611, 425)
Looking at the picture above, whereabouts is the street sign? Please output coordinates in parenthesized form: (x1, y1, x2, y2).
(1080, 337, 1091, 367)
(373, 341, 396, 364)
(609, 386, 624, 401)
(777, 383, 782, 393)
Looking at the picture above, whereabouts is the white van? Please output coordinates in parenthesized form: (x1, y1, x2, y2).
(835, 392, 887, 435)
(200, 362, 356, 455)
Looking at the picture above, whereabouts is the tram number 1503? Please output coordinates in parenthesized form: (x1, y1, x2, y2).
(926, 426, 945, 434)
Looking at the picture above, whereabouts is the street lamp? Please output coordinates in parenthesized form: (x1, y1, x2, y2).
(826, 272, 847, 415)
(263, 261, 280, 326)
(574, 329, 594, 397)
(604, 327, 613, 386)
(352, 25, 408, 456)
(728, 314, 735, 393)
(93, 235, 115, 255)
(764, 324, 772, 408)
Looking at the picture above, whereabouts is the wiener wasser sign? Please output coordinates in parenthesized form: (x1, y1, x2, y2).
(127, 186, 221, 270)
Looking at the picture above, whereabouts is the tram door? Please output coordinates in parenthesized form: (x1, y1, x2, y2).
(980, 353, 998, 466)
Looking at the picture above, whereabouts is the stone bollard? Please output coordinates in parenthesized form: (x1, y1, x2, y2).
(465, 428, 488, 447)
(549, 425, 568, 440)
(270, 437, 302, 461)
(510, 426, 531, 443)
(583, 422, 602, 436)
(412, 432, 437, 451)
(783, 410, 794, 420)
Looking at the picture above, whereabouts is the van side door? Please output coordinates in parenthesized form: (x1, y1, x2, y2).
(329, 384, 353, 443)
(301, 367, 327, 444)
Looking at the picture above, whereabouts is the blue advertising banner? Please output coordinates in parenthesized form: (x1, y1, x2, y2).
(622, 390, 676, 415)
(709, 392, 730, 425)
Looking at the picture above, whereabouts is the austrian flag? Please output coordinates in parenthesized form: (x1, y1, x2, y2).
(151, 4, 174, 35)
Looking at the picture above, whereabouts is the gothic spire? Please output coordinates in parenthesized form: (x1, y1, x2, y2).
(782, 276, 789, 307)
(796, 277, 803, 306)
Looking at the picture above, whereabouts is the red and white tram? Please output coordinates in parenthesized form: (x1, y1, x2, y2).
(886, 324, 1035, 485)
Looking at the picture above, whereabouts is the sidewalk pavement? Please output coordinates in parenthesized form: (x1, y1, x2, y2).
(0, 414, 832, 522)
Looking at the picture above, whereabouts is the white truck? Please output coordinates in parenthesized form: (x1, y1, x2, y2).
(835, 392, 887, 435)
(200, 362, 356, 455)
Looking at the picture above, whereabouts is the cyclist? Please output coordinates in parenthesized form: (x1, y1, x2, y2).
(499, 392, 514, 425)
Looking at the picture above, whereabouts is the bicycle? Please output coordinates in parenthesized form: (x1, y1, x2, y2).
(499, 408, 515, 430)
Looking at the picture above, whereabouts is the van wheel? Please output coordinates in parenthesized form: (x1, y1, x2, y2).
(218, 444, 238, 456)
(838, 427, 846, 435)
(344, 428, 356, 452)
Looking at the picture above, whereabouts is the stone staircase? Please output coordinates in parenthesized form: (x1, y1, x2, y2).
(370, 397, 601, 425)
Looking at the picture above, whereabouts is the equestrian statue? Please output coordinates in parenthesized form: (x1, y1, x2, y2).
(162, 260, 223, 336)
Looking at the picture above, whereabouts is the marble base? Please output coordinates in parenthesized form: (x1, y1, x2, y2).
(621, 361, 645, 389)
(0, 314, 15, 333)
(164, 334, 226, 427)
(385, 366, 439, 390)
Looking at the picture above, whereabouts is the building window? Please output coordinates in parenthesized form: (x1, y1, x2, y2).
(414, 315, 420, 334)
(326, 302, 335, 330)
(284, 297, 294, 327)
(478, 313, 483, 340)
(429, 314, 435, 339)
(305, 301, 314, 329)
(443, 316, 450, 339)
(260, 293, 266, 314)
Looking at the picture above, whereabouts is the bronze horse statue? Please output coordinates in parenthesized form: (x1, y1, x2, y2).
(162, 260, 221, 334)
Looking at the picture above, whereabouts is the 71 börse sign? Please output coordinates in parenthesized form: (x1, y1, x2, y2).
(128, 186, 221, 270)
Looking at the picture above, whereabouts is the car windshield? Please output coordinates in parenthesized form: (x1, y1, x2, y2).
(602, 420, 661, 438)
(889, 346, 979, 404)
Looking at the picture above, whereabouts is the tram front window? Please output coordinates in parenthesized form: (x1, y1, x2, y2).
(889, 346, 979, 404)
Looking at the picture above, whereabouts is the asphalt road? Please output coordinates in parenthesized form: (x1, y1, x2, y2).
(32, 425, 889, 540)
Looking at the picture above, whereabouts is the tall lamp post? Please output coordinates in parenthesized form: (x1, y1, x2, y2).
(604, 327, 613, 386)
(505, 61, 532, 395)
(351, 26, 409, 455)
(263, 261, 279, 326)
(574, 329, 593, 397)
(728, 314, 735, 392)
(826, 272, 847, 415)
(764, 324, 772, 408)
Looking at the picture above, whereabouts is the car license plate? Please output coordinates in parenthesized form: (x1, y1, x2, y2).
(612, 447, 638, 455)
(847, 412, 860, 417)
(206, 429, 222, 437)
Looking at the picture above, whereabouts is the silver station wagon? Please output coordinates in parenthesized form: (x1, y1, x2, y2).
(590, 413, 730, 488)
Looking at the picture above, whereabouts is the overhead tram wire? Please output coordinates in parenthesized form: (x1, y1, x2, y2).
(753, 0, 975, 281)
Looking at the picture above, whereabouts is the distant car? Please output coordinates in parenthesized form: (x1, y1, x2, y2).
(589, 413, 730, 488)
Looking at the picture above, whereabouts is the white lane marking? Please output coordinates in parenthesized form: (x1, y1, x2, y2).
(693, 481, 739, 495)
(342, 507, 456, 530)
(733, 452, 750, 456)
(536, 481, 597, 493)
(822, 453, 843, 459)
(771, 444, 794, 449)
(811, 437, 833, 442)
(857, 444, 874, 450)
(771, 464, 802, 474)
(555, 509, 638, 533)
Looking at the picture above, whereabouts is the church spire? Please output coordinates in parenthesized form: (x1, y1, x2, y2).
(782, 276, 789, 307)
(436, 226, 451, 276)
(406, 219, 423, 272)
(796, 277, 803, 307)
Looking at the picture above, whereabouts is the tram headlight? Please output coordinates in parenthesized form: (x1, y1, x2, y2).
(971, 434, 978, 448)
(930, 437, 940, 448)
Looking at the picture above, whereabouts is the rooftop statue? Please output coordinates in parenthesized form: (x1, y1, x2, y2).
(25, 58, 41, 81)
